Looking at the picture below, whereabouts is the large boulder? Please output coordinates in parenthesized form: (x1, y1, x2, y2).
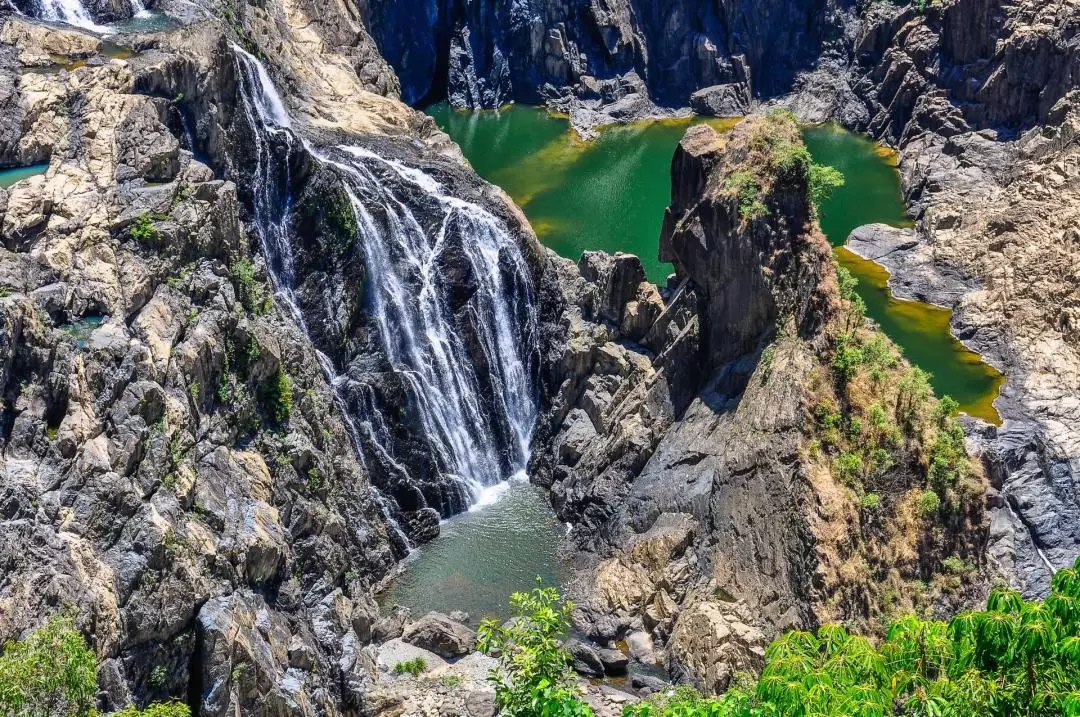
(666, 598, 766, 694)
(401, 611, 477, 658)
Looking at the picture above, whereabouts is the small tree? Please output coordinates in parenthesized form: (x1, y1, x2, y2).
(477, 580, 594, 717)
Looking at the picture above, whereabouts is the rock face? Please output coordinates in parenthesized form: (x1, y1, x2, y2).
(0, 9, 544, 716)
(533, 116, 832, 672)
(534, 115, 989, 692)
(357, 0, 852, 111)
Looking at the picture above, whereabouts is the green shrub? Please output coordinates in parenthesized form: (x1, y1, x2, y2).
(130, 214, 157, 242)
(261, 368, 293, 425)
(860, 492, 881, 511)
(835, 451, 864, 486)
(116, 703, 190, 717)
(918, 489, 942, 516)
(725, 171, 769, 221)
(477, 580, 594, 717)
(393, 658, 426, 677)
(0, 615, 192, 717)
(940, 556, 971, 576)
(808, 162, 845, 206)
(0, 614, 96, 716)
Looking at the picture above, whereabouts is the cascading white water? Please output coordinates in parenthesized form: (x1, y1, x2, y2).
(38, 0, 109, 31)
(231, 47, 537, 527)
(320, 146, 537, 504)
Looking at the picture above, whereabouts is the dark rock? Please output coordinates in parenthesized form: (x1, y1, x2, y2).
(690, 83, 751, 117)
(597, 647, 630, 676)
(567, 640, 605, 678)
(630, 674, 669, 696)
(402, 611, 477, 658)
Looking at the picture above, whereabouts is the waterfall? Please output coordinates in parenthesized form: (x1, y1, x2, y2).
(319, 146, 537, 506)
(230, 47, 537, 530)
(38, 0, 109, 31)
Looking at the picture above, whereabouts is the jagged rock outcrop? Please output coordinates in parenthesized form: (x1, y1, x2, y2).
(534, 115, 989, 691)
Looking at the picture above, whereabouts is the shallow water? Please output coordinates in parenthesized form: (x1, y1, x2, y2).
(377, 477, 568, 622)
(426, 104, 738, 283)
(0, 164, 47, 189)
(803, 125, 1003, 423)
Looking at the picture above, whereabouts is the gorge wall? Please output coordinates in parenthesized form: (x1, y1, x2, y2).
(0, 0, 549, 712)
(354, 0, 1080, 600)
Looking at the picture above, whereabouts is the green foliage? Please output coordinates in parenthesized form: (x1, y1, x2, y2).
(897, 366, 933, 428)
(0, 615, 190, 717)
(619, 561, 1080, 717)
(809, 162, 845, 206)
(835, 451, 864, 486)
(0, 614, 96, 716)
(149, 665, 168, 689)
(918, 489, 942, 516)
(725, 171, 769, 221)
(306, 466, 323, 493)
(111, 703, 191, 717)
(929, 420, 969, 493)
(860, 492, 881, 511)
(130, 214, 157, 242)
(393, 658, 426, 677)
(260, 368, 293, 425)
(231, 260, 272, 315)
(441, 674, 463, 689)
(477, 580, 594, 717)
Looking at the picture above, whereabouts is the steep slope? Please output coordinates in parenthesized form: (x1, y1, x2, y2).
(534, 114, 989, 690)
(0, 3, 546, 713)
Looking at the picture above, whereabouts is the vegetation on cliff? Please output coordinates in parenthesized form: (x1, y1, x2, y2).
(0, 615, 189, 717)
(628, 558, 1080, 716)
(479, 571, 1080, 717)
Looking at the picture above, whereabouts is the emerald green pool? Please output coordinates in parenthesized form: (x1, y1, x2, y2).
(0, 164, 47, 189)
(428, 105, 1002, 423)
(427, 103, 739, 283)
(378, 478, 569, 622)
(803, 125, 1003, 423)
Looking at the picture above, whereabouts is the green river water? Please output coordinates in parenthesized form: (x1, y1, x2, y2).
(0, 164, 47, 189)
(378, 106, 1005, 623)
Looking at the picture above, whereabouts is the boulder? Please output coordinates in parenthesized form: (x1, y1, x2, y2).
(666, 599, 766, 694)
(597, 647, 629, 676)
(690, 83, 750, 117)
(402, 611, 477, 658)
(566, 640, 605, 677)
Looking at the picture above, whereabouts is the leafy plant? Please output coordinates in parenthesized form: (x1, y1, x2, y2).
(260, 367, 293, 425)
(725, 171, 768, 221)
(0, 615, 192, 717)
(130, 214, 158, 242)
(393, 657, 426, 677)
(477, 579, 594, 717)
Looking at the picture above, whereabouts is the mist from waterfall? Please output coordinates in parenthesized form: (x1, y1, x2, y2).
(231, 47, 537, 525)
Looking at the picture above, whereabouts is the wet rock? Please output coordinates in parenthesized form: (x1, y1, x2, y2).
(597, 647, 630, 676)
(402, 611, 477, 658)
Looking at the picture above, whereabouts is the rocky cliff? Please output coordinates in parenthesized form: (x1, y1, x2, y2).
(533, 114, 989, 691)
(0, 2, 545, 713)
(354, 0, 1080, 600)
